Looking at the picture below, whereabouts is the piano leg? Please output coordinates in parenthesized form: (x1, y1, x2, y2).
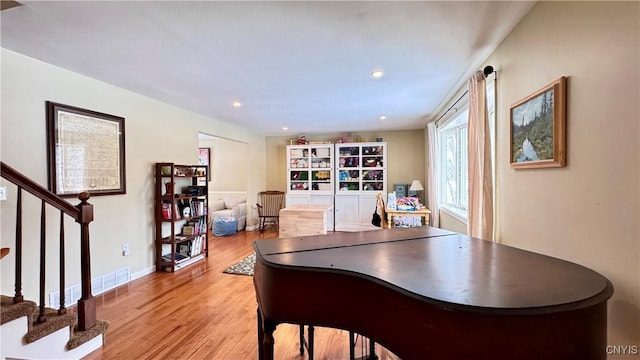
(257, 308, 264, 360)
(308, 325, 315, 359)
(299, 325, 315, 359)
(299, 325, 304, 355)
(369, 339, 378, 360)
(256, 308, 276, 360)
(349, 331, 355, 360)
(349, 331, 378, 360)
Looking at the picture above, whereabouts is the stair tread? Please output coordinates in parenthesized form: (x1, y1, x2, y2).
(1, 295, 37, 325)
(2, 296, 109, 350)
(25, 308, 77, 343)
(68, 320, 110, 350)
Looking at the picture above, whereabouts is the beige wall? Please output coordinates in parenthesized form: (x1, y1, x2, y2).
(199, 137, 249, 192)
(0, 49, 267, 299)
(265, 130, 426, 203)
(439, 210, 467, 235)
(485, 1, 639, 348)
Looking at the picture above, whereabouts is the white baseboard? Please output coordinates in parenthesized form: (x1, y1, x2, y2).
(131, 266, 155, 281)
(245, 224, 259, 232)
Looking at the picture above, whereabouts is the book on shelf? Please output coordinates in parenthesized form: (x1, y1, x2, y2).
(161, 201, 172, 219)
(199, 217, 206, 234)
(190, 199, 206, 217)
(191, 237, 199, 256)
(174, 202, 181, 220)
(162, 253, 189, 263)
(185, 218, 205, 235)
(190, 235, 205, 256)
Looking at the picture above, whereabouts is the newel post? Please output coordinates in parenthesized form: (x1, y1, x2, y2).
(76, 192, 96, 331)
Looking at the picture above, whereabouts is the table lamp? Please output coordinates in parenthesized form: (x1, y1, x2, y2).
(409, 180, 424, 203)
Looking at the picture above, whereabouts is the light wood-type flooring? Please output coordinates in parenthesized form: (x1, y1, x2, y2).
(84, 228, 399, 360)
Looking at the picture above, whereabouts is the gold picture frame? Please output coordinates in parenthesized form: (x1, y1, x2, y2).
(510, 77, 567, 169)
(46, 101, 126, 197)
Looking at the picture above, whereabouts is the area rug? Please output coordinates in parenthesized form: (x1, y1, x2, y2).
(223, 252, 255, 276)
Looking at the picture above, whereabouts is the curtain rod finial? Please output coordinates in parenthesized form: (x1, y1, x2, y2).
(483, 65, 494, 77)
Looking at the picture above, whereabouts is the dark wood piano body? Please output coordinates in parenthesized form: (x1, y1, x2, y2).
(253, 227, 613, 360)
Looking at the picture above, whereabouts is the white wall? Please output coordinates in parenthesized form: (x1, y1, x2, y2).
(486, 2, 639, 348)
(0, 49, 266, 299)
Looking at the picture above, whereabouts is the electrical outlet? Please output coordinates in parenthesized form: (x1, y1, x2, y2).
(122, 243, 131, 256)
(0, 187, 6, 201)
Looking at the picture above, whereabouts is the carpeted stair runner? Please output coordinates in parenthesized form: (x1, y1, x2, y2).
(1, 294, 109, 350)
(0, 295, 36, 325)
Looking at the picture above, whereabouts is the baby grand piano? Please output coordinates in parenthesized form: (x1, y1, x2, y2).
(253, 227, 613, 360)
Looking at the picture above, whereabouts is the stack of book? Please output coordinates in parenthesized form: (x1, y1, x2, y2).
(191, 199, 206, 217)
(162, 253, 189, 263)
(190, 235, 205, 256)
(161, 201, 172, 219)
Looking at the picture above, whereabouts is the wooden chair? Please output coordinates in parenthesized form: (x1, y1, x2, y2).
(256, 191, 285, 232)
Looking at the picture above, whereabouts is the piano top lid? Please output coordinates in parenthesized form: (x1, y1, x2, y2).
(253, 227, 613, 313)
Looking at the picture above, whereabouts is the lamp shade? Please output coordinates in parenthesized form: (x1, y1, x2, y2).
(409, 180, 424, 192)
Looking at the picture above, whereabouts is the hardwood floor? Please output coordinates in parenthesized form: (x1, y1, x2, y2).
(84, 229, 398, 360)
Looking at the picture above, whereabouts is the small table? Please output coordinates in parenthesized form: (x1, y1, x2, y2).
(385, 207, 431, 229)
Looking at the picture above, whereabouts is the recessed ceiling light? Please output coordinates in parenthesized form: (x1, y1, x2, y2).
(282, 126, 288, 131)
(379, 115, 387, 120)
(231, 100, 242, 107)
(371, 70, 384, 79)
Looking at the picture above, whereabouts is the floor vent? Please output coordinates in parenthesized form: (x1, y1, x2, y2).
(49, 267, 130, 308)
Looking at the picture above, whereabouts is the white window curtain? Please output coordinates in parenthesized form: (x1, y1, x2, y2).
(426, 122, 439, 227)
(467, 70, 493, 240)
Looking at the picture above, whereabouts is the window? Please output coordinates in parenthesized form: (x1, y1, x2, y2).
(433, 74, 496, 223)
(438, 108, 469, 213)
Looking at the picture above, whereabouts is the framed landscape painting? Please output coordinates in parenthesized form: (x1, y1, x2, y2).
(510, 77, 567, 169)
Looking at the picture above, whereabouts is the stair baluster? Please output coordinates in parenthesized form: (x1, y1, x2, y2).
(58, 211, 66, 315)
(14, 187, 23, 304)
(37, 200, 47, 324)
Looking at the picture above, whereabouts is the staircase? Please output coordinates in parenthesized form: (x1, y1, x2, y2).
(0, 162, 108, 359)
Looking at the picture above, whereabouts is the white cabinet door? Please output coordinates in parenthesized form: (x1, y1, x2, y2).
(334, 195, 360, 231)
(358, 195, 378, 229)
(335, 194, 381, 231)
(285, 194, 309, 206)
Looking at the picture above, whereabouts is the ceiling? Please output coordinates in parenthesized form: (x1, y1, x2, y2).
(1, 1, 534, 136)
